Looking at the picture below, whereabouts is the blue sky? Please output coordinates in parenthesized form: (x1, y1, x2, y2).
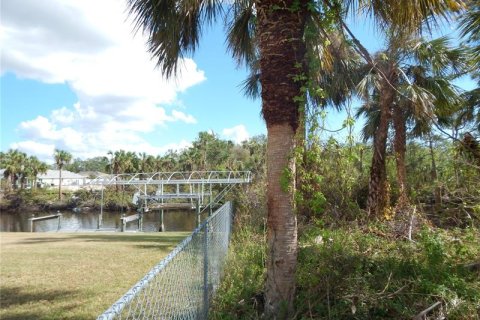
(0, 0, 475, 163)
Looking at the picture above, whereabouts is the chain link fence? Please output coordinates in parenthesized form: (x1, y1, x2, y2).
(97, 202, 233, 320)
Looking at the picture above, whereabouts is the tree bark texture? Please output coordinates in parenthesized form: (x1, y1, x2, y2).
(392, 106, 409, 208)
(256, 0, 307, 317)
(367, 70, 395, 217)
(265, 124, 298, 319)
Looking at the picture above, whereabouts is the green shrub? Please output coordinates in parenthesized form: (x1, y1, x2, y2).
(210, 227, 266, 319)
(295, 226, 480, 319)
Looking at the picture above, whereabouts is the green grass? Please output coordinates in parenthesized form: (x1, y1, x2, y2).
(0, 232, 189, 320)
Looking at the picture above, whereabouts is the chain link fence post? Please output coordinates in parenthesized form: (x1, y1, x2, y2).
(203, 222, 209, 320)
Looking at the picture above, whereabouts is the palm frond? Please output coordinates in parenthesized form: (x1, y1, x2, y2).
(410, 36, 469, 77)
(353, 0, 463, 33)
(355, 97, 381, 141)
(225, 0, 256, 66)
(459, 2, 480, 70)
(308, 29, 364, 109)
(240, 66, 261, 99)
(355, 65, 380, 100)
(459, 2, 480, 42)
(459, 87, 480, 131)
(400, 83, 436, 119)
(128, 0, 223, 77)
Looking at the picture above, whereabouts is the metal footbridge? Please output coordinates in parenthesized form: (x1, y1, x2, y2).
(86, 171, 251, 231)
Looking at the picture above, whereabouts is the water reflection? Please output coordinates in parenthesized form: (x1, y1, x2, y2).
(0, 210, 203, 232)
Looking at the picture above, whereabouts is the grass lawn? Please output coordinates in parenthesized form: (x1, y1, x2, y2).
(0, 232, 189, 320)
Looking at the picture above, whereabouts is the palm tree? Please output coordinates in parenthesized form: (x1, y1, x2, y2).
(123, 151, 139, 173)
(54, 149, 72, 200)
(1, 149, 27, 190)
(154, 152, 178, 172)
(127, 0, 463, 315)
(25, 156, 49, 190)
(106, 151, 118, 175)
(138, 152, 155, 175)
(357, 34, 467, 214)
(107, 150, 138, 175)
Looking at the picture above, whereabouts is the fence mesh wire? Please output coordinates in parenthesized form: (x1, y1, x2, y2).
(97, 202, 233, 320)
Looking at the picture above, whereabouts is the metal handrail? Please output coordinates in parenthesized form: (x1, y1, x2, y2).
(87, 171, 251, 186)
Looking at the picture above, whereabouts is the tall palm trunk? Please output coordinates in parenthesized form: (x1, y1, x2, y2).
(392, 106, 409, 207)
(265, 124, 297, 317)
(367, 72, 395, 217)
(257, 0, 307, 316)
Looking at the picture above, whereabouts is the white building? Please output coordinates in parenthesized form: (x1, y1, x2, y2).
(37, 170, 87, 189)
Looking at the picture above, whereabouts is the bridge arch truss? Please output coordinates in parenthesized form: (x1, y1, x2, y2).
(86, 171, 252, 230)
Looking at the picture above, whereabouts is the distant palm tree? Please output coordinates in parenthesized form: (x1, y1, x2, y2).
(54, 149, 72, 200)
(1, 149, 27, 190)
(25, 156, 49, 190)
(154, 152, 178, 172)
(139, 152, 155, 174)
(106, 150, 138, 175)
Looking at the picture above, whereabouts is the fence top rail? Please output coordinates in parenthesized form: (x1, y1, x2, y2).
(97, 201, 232, 320)
(87, 171, 251, 186)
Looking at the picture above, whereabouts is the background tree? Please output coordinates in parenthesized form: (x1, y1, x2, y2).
(356, 34, 466, 215)
(155, 151, 178, 172)
(54, 149, 72, 200)
(1, 150, 27, 190)
(24, 156, 48, 190)
(106, 150, 138, 175)
(138, 152, 156, 177)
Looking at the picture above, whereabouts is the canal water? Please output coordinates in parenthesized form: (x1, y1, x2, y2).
(0, 209, 203, 232)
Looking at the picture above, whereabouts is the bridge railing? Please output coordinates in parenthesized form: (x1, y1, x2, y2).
(88, 171, 252, 186)
(97, 202, 233, 320)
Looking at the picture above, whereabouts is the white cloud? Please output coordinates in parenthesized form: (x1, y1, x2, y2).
(10, 141, 56, 163)
(1, 0, 206, 100)
(51, 107, 75, 125)
(19, 116, 61, 140)
(1, 0, 206, 159)
(14, 103, 197, 159)
(171, 110, 197, 124)
(222, 125, 250, 144)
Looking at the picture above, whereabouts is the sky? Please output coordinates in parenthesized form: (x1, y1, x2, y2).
(0, 0, 475, 164)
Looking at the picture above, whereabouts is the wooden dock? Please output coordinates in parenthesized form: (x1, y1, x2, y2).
(29, 213, 62, 232)
(150, 203, 196, 210)
(120, 214, 142, 232)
